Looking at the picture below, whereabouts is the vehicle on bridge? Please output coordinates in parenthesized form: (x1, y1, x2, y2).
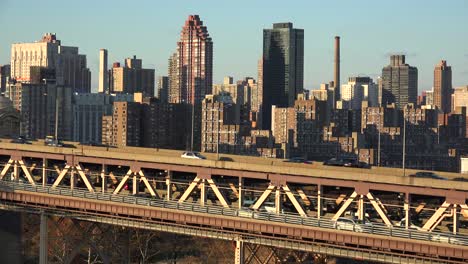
(181, 151, 206, 160)
(284, 157, 312, 164)
(10, 136, 31, 144)
(45, 136, 64, 147)
(409, 172, 447, 180)
(333, 217, 373, 232)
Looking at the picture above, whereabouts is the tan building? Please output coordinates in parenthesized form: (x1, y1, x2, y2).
(433, 60, 452, 113)
(102, 101, 142, 147)
(10, 33, 91, 93)
(110, 56, 155, 97)
(453, 86, 468, 111)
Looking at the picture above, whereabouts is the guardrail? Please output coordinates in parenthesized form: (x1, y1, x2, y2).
(0, 180, 467, 247)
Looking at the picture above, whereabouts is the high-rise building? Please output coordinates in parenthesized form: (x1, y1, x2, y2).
(333, 36, 341, 107)
(0, 96, 20, 138)
(213, 76, 245, 106)
(341, 77, 378, 110)
(110, 55, 155, 97)
(262, 22, 304, 129)
(250, 58, 264, 128)
(453, 86, 468, 111)
(171, 15, 213, 104)
(10, 33, 91, 93)
(98, 49, 108, 94)
(6, 81, 73, 140)
(157, 76, 169, 103)
(170, 15, 213, 150)
(426, 90, 434, 106)
(433, 60, 452, 113)
(0, 65, 10, 93)
(381, 55, 418, 109)
(72, 93, 133, 144)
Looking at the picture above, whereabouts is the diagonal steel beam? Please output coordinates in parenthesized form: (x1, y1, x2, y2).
(366, 192, 392, 226)
(282, 185, 307, 217)
(112, 169, 132, 195)
(251, 184, 276, 210)
(229, 183, 239, 198)
(51, 165, 71, 189)
(460, 204, 468, 218)
(29, 163, 36, 173)
(75, 164, 95, 192)
(207, 179, 229, 208)
(137, 170, 157, 197)
(178, 176, 201, 204)
(422, 201, 451, 231)
(0, 159, 14, 179)
(332, 192, 358, 221)
(296, 188, 311, 207)
(18, 160, 36, 185)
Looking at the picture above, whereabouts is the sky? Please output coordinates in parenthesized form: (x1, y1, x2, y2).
(1, 0, 467, 93)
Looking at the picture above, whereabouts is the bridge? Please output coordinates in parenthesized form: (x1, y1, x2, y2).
(0, 140, 467, 263)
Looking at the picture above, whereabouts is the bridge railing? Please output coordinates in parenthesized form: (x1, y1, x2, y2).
(1, 180, 467, 247)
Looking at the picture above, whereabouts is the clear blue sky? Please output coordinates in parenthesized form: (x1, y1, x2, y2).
(1, 0, 467, 93)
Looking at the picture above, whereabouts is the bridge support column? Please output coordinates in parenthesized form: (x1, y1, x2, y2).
(13, 161, 18, 181)
(238, 178, 243, 209)
(42, 158, 47, 187)
(101, 165, 107, 193)
(234, 239, 244, 264)
(317, 185, 322, 219)
(357, 194, 365, 221)
(39, 212, 48, 264)
(132, 173, 138, 195)
(404, 193, 410, 229)
(453, 207, 459, 235)
(200, 179, 206, 206)
(166, 170, 172, 201)
(70, 168, 75, 190)
(275, 187, 282, 214)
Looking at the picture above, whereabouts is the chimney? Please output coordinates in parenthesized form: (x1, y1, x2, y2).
(334, 36, 341, 108)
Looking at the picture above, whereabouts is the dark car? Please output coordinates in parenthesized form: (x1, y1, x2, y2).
(453, 177, 468, 182)
(10, 136, 31, 144)
(410, 172, 447, 180)
(284, 157, 312, 164)
(324, 158, 344, 166)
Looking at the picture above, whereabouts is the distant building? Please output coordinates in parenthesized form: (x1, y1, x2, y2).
(0, 96, 20, 138)
(381, 55, 418, 108)
(10, 33, 91, 93)
(453, 86, 468, 111)
(110, 55, 155, 97)
(0, 65, 10, 93)
(6, 81, 73, 140)
(262, 22, 304, 129)
(212, 77, 245, 106)
(426, 90, 434, 106)
(340, 77, 378, 110)
(157, 76, 169, 103)
(72, 93, 133, 144)
(433, 60, 452, 113)
(98, 49, 109, 94)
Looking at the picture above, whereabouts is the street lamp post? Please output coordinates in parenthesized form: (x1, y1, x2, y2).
(377, 108, 381, 167)
(402, 107, 407, 177)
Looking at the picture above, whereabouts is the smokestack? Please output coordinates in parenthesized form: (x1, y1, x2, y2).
(98, 49, 108, 94)
(334, 36, 340, 108)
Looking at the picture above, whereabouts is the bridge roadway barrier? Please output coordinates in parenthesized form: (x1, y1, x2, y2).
(0, 180, 467, 263)
(1, 142, 468, 194)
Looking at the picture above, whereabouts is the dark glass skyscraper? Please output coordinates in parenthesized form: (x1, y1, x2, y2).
(262, 22, 304, 129)
(381, 55, 418, 109)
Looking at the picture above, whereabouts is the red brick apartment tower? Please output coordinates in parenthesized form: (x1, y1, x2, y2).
(175, 15, 213, 105)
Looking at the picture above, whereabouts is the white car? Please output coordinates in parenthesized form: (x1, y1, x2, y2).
(395, 218, 423, 231)
(430, 233, 467, 246)
(334, 217, 372, 232)
(181, 151, 206, 160)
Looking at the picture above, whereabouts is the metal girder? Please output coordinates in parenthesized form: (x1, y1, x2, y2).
(207, 179, 229, 208)
(112, 169, 132, 195)
(415, 203, 426, 214)
(336, 194, 347, 205)
(367, 192, 392, 226)
(178, 176, 201, 203)
(461, 204, 468, 218)
(108, 172, 118, 185)
(229, 183, 239, 198)
(422, 201, 451, 231)
(234, 239, 244, 264)
(252, 184, 276, 210)
(18, 160, 36, 186)
(332, 192, 358, 221)
(138, 170, 157, 197)
(75, 165, 95, 192)
(0, 159, 14, 179)
(282, 185, 307, 217)
(53, 165, 61, 175)
(29, 163, 36, 173)
(51, 165, 71, 189)
(296, 188, 311, 207)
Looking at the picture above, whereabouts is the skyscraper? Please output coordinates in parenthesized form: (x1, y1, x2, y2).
(262, 22, 304, 129)
(157, 76, 169, 103)
(98, 49, 108, 94)
(333, 36, 341, 107)
(171, 15, 213, 150)
(10, 33, 91, 93)
(172, 15, 213, 104)
(381, 55, 418, 109)
(433, 60, 452, 113)
(0, 65, 10, 93)
(109, 55, 155, 97)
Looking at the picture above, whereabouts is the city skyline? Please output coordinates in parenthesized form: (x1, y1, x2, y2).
(1, 0, 468, 93)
